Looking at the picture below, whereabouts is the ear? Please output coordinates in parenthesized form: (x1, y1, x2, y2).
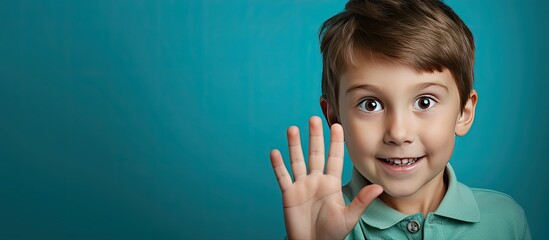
(455, 89, 478, 136)
(320, 97, 339, 126)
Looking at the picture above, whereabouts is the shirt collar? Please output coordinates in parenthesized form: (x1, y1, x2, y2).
(433, 164, 480, 223)
(342, 163, 480, 230)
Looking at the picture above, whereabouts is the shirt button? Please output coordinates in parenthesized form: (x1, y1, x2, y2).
(407, 220, 421, 233)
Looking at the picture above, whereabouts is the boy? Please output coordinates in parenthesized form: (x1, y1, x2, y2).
(269, 0, 531, 239)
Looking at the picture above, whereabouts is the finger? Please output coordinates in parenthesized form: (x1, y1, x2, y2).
(287, 126, 306, 180)
(308, 116, 325, 174)
(270, 149, 292, 192)
(326, 123, 344, 178)
(344, 184, 383, 231)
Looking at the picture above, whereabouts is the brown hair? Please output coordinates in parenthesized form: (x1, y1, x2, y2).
(320, 0, 475, 117)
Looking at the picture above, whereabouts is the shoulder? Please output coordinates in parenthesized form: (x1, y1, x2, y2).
(470, 187, 525, 216)
(468, 187, 531, 239)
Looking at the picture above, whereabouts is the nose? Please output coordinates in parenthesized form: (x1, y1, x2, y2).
(383, 110, 414, 146)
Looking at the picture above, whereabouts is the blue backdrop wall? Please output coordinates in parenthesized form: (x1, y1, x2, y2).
(1, 0, 548, 239)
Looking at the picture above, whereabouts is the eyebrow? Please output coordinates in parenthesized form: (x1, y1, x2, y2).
(415, 82, 449, 93)
(344, 82, 449, 95)
(344, 84, 381, 95)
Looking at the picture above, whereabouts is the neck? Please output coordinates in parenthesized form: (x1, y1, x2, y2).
(379, 169, 448, 216)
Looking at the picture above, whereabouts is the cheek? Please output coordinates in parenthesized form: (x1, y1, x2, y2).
(342, 118, 382, 156)
(421, 114, 457, 156)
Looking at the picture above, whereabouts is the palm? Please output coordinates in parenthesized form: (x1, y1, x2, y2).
(270, 117, 382, 240)
(283, 174, 346, 239)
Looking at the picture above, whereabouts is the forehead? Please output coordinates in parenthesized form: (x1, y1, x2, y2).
(339, 58, 457, 95)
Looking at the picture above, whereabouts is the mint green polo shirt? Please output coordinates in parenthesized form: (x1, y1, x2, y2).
(342, 164, 531, 240)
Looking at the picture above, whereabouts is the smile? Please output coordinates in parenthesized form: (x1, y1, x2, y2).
(378, 156, 423, 166)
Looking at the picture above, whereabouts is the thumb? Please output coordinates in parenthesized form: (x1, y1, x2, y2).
(344, 184, 383, 230)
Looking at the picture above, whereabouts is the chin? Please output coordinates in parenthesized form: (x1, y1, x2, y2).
(380, 182, 422, 198)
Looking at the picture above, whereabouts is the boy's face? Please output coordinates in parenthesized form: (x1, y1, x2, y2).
(332, 59, 476, 198)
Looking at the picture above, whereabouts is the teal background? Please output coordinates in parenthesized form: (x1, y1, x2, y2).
(1, 0, 547, 239)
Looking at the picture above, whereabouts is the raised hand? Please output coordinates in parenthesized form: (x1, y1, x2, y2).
(270, 116, 383, 240)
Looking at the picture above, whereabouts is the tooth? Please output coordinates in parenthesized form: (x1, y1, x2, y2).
(394, 159, 402, 164)
(402, 159, 409, 164)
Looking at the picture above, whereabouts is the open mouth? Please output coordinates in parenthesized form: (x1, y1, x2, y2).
(378, 156, 424, 166)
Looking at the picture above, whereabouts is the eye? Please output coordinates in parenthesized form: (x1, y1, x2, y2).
(413, 97, 436, 110)
(358, 99, 383, 112)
